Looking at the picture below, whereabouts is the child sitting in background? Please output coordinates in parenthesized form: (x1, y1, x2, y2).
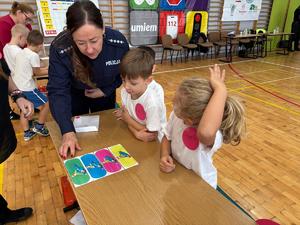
(114, 47, 167, 142)
(160, 64, 245, 189)
(12, 30, 49, 141)
(3, 24, 29, 76)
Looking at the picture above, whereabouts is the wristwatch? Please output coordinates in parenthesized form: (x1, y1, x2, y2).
(10, 90, 26, 102)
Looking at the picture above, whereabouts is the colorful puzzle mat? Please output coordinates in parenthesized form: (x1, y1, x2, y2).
(64, 144, 138, 187)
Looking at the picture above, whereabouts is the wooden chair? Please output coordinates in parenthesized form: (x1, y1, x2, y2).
(208, 31, 227, 58)
(177, 33, 198, 60)
(197, 33, 214, 59)
(238, 30, 256, 57)
(161, 34, 183, 65)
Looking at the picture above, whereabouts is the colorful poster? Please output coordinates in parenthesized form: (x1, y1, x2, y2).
(185, 11, 208, 40)
(64, 145, 138, 187)
(186, 0, 209, 11)
(129, 0, 159, 10)
(221, 0, 262, 21)
(130, 11, 158, 45)
(159, 11, 185, 40)
(36, 0, 99, 36)
(160, 0, 185, 11)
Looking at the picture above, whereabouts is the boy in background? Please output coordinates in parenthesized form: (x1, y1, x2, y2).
(3, 24, 29, 77)
(114, 47, 166, 142)
(12, 30, 49, 141)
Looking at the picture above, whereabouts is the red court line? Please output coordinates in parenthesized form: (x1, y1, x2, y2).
(228, 64, 300, 108)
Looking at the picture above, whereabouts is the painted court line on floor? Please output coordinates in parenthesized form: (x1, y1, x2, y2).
(231, 91, 300, 116)
(259, 60, 300, 71)
(230, 75, 300, 92)
(154, 59, 258, 75)
(228, 64, 300, 108)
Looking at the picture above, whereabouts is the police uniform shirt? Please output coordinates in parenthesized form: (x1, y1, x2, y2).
(47, 27, 129, 134)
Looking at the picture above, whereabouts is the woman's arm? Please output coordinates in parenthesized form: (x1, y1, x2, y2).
(47, 44, 81, 158)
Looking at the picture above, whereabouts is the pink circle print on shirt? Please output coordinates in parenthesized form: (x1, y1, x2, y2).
(182, 127, 199, 150)
(135, 103, 146, 120)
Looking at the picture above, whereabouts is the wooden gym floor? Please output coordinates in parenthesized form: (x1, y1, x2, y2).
(1, 51, 300, 225)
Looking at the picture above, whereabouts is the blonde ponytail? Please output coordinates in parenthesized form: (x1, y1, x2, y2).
(221, 96, 246, 145)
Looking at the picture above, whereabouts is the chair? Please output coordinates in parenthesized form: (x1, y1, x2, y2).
(238, 30, 256, 58)
(161, 34, 183, 65)
(177, 33, 198, 60)
(257, 28, 273, 52)
(208, 31, 227, 58)
(197, 33, 214, 59)
(255, 29, 268, 57)
(221, 31, 239, 55)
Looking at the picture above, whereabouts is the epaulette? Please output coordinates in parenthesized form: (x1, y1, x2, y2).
(51, 30, 73, 55)
(104, 27, 128, 49)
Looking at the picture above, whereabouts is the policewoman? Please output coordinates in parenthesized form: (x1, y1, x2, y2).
(47, 1, 129, 158)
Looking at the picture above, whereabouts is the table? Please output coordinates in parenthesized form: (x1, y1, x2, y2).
(47, 109, 256, 225)
(265, 32, 293, 56)
(220, 32, 294, 63)
(220, 33, 264, 63)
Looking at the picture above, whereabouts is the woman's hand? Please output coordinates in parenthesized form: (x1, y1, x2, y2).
(59, 132, 81, 159)
(209, 64, 226, 91)
(160, 155, 176, 173)
(84, 88, 105, 98)
(16, 97, 34, 118)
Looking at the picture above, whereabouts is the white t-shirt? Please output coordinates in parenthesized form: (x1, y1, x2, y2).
(3, 44, 22, 76)
(121, 80, 167, 142)
(164, 111, 223, 189)
(13, 48, 40, 91)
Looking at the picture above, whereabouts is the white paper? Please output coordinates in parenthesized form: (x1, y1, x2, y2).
(70, 210, 87, 225)
(221, 0, 262, 21)
(73, 115, 99, 133)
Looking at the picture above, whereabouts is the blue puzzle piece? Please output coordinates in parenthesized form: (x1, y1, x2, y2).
(80, 154, 107, 179)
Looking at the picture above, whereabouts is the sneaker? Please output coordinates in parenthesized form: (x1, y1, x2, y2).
(3, 207, 33, 223)
(24, 130, 36, 141)
(33, 124, 49, 137)
(9, 110, 20, 120)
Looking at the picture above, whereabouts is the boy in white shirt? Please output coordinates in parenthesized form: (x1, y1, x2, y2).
(114, 47, 166, 142)
(13, 30, 49, 141)
(3, 24, 29, 76)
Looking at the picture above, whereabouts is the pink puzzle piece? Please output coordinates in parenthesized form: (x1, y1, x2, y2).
(95, 149, 122, 173)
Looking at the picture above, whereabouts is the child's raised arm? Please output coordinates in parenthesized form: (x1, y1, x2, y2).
(197, 64, 227, 146)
